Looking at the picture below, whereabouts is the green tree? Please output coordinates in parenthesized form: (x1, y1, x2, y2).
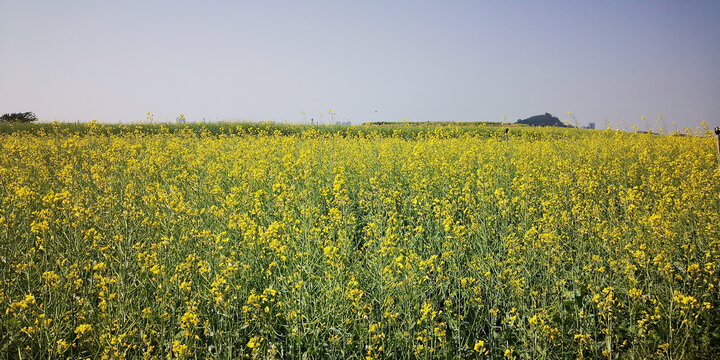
(515, 113, 569, 127)
(0, 112, 38, 123)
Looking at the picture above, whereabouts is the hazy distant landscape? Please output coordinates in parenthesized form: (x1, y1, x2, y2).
(2, 1, 719, 358)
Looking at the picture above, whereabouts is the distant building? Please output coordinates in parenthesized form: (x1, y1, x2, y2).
(176, 114, 186, 124)
(335, 121, 351, 126)
(588, 122, 595, 129)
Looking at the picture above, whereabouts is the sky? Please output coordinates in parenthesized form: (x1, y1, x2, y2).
(1, 1, 719, 129)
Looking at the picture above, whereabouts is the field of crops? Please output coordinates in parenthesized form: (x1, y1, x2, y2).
(1, 123, 719, 359)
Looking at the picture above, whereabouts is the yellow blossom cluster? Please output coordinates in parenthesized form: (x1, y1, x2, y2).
(0, 122, 719, 358)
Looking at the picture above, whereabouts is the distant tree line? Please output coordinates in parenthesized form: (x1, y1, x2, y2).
(0, 112, 38, 123)
(515, 113, 570, 128)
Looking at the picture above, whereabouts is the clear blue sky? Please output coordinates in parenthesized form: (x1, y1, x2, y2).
(1, 1, 718, 129)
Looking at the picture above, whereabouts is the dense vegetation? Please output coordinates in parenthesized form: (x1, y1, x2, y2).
(0, 120, 556, 139)
(1, 122, 718, 359)
(0, 112, 38, 123)
(515, 113, 569, 128)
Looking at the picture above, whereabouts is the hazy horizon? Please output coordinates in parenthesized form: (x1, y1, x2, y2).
(2, 1, 719, 130)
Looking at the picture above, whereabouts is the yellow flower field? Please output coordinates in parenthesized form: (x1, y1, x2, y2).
(1, 123, 719, 359)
